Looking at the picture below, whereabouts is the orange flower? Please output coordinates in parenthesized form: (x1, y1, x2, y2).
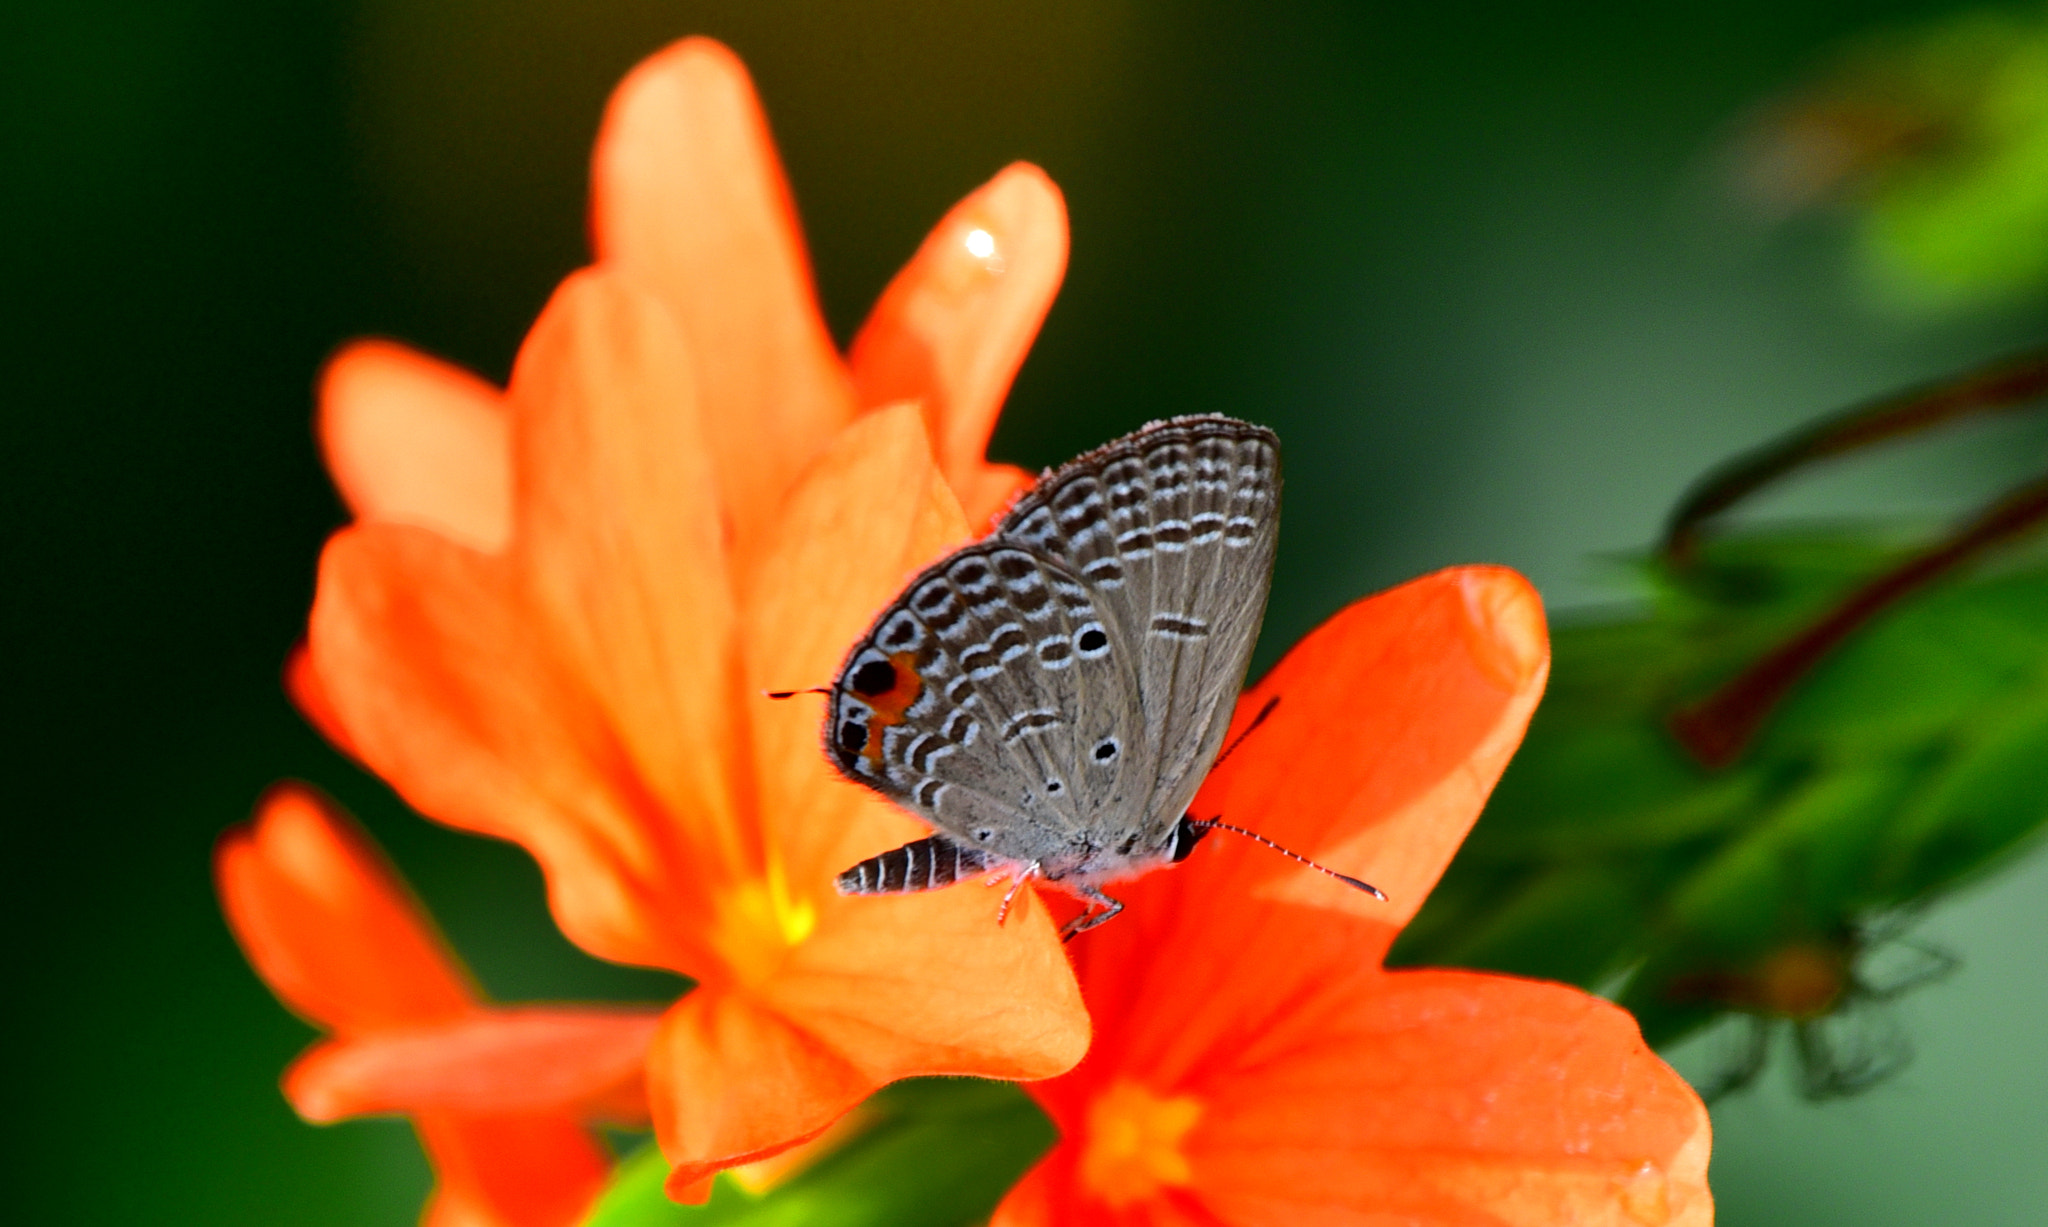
(216, 784, 659, 1227)
(994, 568, 1714, 1227)
(293, 38, 1088, 1197)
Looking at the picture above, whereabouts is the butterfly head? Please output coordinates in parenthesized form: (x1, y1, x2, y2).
(1166, 814, 1213, 863)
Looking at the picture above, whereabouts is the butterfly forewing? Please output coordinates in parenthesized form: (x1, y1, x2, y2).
(1000, 415, 1280, 847)
(827, 540, 1149, 869)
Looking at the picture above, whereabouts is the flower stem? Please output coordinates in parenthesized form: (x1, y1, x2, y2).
(1662, 348, 2048, 566)
(1670, 475, 2048, 767)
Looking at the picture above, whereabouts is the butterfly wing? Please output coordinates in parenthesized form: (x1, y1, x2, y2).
(826, 540, 1149, 871)
(1000, 415, 1280, 849)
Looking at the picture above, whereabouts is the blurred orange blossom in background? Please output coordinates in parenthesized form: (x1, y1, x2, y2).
(220, 32, 1718, 1225)
(288, 37, 1090, 1198)
(217, 785, 656, 1226)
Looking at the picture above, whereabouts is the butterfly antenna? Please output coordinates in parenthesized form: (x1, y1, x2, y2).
(1188, 819, 1387, 900)
(1211, 696, 1280, 771)
(765, 686, 832, 700)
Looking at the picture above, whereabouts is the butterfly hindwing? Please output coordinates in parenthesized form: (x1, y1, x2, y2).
(827, 540, 1148, 870)
(999, 415, 1280, 848)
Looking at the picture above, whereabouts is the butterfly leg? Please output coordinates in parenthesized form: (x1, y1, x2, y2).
(995, 861, 1042, 926)
(1058, 886, 1125, 942)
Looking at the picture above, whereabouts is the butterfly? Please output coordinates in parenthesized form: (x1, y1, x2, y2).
(812, 414, 1375, 937)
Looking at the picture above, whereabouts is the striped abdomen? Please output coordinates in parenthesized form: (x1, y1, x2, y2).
(836, 836, 993, 896)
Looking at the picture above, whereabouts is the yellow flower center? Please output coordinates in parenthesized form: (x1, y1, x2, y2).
(714, 856, 816, 983)
(1079, 1079, 1203, 1208)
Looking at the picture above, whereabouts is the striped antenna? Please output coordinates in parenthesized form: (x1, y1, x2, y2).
(765, 686, 832, 700)
(1188, 819, 1387, 900)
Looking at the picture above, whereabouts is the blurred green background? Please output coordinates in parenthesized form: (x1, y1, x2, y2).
(6, 1, 2047, 1223)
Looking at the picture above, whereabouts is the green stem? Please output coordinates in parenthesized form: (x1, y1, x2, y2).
(1663, 348, 2048, 566)
(1669, 476, 2048, 768)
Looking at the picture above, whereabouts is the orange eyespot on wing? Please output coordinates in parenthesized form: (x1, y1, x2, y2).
(851, 651, 924, 717)
(848, 651, 924, 762)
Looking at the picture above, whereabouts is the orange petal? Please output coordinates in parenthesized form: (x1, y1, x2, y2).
(506, 268, 746, 883)
(215, 784, 473, 1033)
(319, 339, 511, 552)
(283, 641, 357, 759)
(987, 1162, 1063, 1227)
(626, 404, 1084, 1188)
(1187, 969, 1711, 1226)
(1040, 569, 1546, 1082)
(989, 1148, 1197, 1227)
(648, 884, 1088, 1194)
(647, 850, 1088, 1184)
(1196, 565, 1549, 939)
(740, 402, 970, 894)
(284, 1007, 662, 1123)
(957, 462, 1038, 535)
(765, 874, 1088, 1078)
(1013, 904, 1708, 1225)
(310, 523, 713, 972)
(590, 37, 855, 564)
(849, 164, 1067, 524)
(733, 402, 1085, 1062)
(645, 991, 868, 1193)
(417, 1113, 611, 1227)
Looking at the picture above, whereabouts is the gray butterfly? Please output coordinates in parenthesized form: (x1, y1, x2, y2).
(822, 414, 1279, 936)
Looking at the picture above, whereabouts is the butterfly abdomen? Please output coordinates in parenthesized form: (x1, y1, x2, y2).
(836, 835, 994, 895)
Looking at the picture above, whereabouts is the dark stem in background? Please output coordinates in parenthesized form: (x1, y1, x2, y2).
(1670, 475, 2048, 768)
(1661, 347, 2048, 566)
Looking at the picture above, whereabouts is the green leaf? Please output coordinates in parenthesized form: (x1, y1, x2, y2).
(1877, 683, 2048, 897)
(1662, 759, 1925, 947)
(578, 1079, 1056, 1227)
(581, 1143, 689, 1227)
(1768, 568, 2048, 753)
(1416, 862, 1647, 987)
(1860, 30, 2048, 310)
(1396, 525, 2048, 1071)
(1744, 5, 2048, 310)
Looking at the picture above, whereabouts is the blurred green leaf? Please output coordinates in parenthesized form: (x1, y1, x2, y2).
(579, 1078, 1055, 1227)
(1393, 524, 2048, 1078)
(1859, 20, 2048, 310)
(1879, 683, 2048, 891)
(1741, 5, 2048, 311)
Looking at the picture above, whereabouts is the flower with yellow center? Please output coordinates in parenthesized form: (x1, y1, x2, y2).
(291, 38, 1088, 1198)
(995, 571, 1714, 1226)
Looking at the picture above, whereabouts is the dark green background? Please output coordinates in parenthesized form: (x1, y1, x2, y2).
(7, 2, 2046, 1223)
